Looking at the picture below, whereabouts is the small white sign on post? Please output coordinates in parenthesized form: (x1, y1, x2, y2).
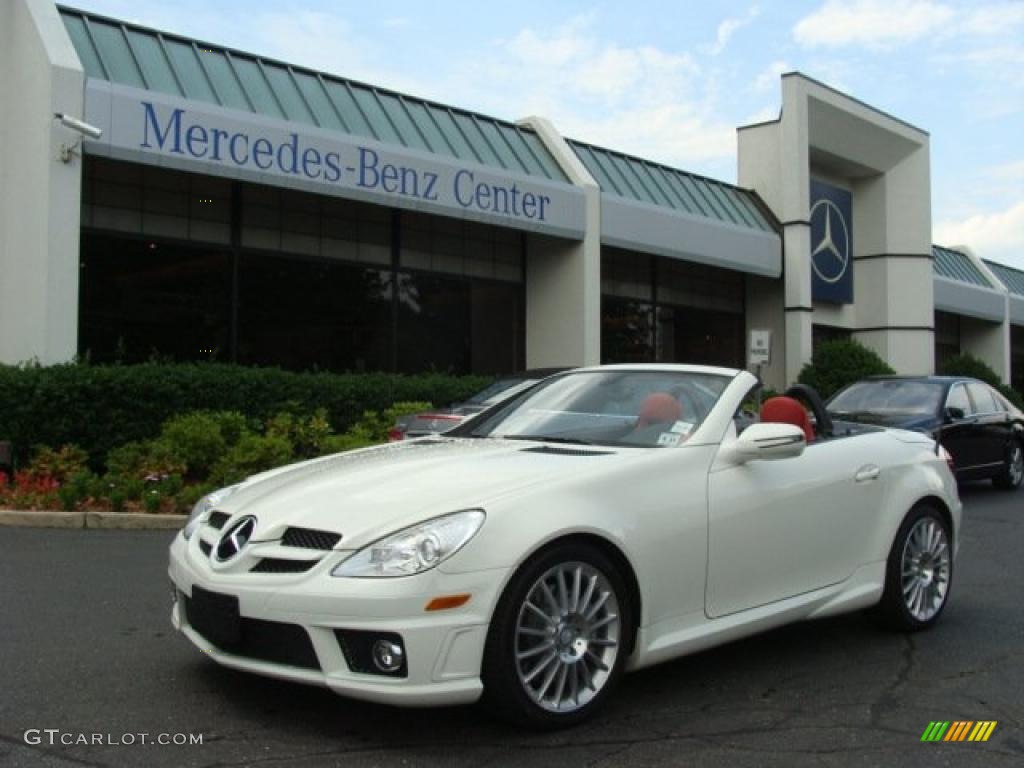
(749, 329, 772, 367)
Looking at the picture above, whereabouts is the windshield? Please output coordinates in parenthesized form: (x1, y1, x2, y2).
(828, 380, 944, 420)
(465, 370, 731, 448)
(463, 377, 530, 406)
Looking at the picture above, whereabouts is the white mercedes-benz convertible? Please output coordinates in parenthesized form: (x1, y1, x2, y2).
(169, 365, 961, 727)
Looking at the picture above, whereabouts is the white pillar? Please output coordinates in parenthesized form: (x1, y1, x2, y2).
(517, 117, 601, 367)
(0, 0, 85, 365)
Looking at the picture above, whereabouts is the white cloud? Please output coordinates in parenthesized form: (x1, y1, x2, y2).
(793, 0, 955, 49)
(707, 5, 761, 56)
(442, 19, 734, 168)
(963, 3, 1024, 36)
(754, 60, 790, 92)
(935, 200, 1024, 267)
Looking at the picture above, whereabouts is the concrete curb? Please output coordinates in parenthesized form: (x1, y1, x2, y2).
(0, 510, 186, 530)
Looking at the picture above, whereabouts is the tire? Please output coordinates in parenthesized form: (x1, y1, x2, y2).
(481, 541, 632, 729)
(872, 504, 953, 631)
(993, 438, 1023, 490)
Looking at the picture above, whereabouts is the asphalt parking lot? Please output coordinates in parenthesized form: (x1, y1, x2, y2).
(1, 484, 1021, 768)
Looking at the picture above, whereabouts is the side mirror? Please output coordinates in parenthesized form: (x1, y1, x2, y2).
(725, 422, 806, 464)
(944, 406, 965, 422)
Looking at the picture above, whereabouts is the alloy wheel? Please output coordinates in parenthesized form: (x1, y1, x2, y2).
(900, 517, 951, 622)
(513, 561, 621, 713)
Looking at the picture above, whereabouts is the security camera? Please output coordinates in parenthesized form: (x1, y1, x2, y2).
(54, 113, 103, 140)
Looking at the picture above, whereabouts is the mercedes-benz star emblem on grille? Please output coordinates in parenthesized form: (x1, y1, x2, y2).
(215, 516, 257, 562)
(810, 199, 850, 284)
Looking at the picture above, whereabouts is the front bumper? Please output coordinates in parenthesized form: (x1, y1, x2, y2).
(169, 533, 508, 707)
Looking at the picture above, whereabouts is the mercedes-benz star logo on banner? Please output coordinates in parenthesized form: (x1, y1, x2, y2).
(215, 516, 257, 562)
(810, 199, 850, 284)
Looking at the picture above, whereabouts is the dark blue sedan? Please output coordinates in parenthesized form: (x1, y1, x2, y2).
(827, 376, 1024, 490)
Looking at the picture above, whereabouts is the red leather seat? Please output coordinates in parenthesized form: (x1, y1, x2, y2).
(760, 396, 814, 442)
(637, 393, 683, 428)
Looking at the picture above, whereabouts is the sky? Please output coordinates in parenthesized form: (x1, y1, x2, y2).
(61, 0, 1024, 269)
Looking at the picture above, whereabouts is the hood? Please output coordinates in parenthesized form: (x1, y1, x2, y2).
(218, 438, 626, 549)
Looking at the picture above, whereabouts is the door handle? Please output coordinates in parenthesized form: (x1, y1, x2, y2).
(854, 464, 880, 483)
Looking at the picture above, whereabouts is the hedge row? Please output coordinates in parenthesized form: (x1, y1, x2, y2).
(0, 363, 490, 468)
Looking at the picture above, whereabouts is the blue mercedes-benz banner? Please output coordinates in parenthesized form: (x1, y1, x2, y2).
(809, 179, 853, 304)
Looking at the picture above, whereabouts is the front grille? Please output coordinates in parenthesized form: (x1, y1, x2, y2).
(250, 558, 317, 574)
(282, 527, 341, 550)
(184, 594, 319, 670)
(208, 511, 230, 530)
(199, 540, 212, 557)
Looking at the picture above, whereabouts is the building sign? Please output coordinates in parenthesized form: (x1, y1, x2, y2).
(83, 82, 585, 239)
(748, 329, 772, 367)
(809, 179, 853, 304)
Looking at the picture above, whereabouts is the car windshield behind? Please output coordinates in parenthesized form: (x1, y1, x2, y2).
(828, 380, 944, 422)
(463, 377, 530, 406)
(466, 370, 730, 448)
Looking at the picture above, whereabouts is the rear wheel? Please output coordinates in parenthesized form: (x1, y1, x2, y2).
(873, 504, 952, 631)
(993, 438, 1023, 490)
(482, 542, 631, 729)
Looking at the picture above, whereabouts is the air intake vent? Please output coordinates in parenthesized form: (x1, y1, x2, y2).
(282, 527, 341, 550)
(208, 511, 230, 530)
(520, 446, 612, 457)
(251, 558, 318, 574)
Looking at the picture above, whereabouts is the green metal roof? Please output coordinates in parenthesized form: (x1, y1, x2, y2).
(58, 6, 567, 183)
(569, 140, 776, 233)
(984, 260, 1024, 297)
(932, 245, 993, 288)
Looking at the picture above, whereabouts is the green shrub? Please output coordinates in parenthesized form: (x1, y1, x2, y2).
(0, 362, 490, 468)
(265, 409, 332, 459)
(939, 353, 1024, 408)
(320, 402, 433, 456)
(797, 340, 896, 399)
(211, 434, 295, 486)
(158, 412, 238, 479)
(106, 440, 185, 481)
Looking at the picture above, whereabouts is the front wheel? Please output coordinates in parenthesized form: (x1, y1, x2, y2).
(873, 504, 953, 631)
(482, 542, 631, 728)
(993, 438, 1023, 490)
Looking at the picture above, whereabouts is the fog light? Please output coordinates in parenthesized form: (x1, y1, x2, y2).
(372, 639, 405, 673)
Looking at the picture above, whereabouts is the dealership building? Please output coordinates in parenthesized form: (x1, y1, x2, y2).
(2, 0, 1023, 393)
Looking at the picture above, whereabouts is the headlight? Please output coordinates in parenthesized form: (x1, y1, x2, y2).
(332, 509, 485, 578)
(182, 484, 242, 540)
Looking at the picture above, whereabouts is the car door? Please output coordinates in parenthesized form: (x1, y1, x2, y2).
(941, 382, 981, 478)
(966, 382, 1012, 472)
(705, 434, 889, 619)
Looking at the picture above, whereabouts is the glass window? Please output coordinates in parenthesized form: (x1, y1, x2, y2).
(946, 384, 971, 415)
(967, 382, 1000, 414)
(602, 298, 655, 363)
(237, 254, 392, 372)
(657, 306, 743, 368)
(78, 233, 231, 363)
(828, 380, 945, 424)
(463, 369, 730, 448)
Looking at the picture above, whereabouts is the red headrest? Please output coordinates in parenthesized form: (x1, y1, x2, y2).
(760, 396, 814, 441)
(637, 393, 683, 428)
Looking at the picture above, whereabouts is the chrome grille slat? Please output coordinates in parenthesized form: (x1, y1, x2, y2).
(208, 511, 230, 530)
(251, 558, 319, 574)
(282, 527, 341, 550)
